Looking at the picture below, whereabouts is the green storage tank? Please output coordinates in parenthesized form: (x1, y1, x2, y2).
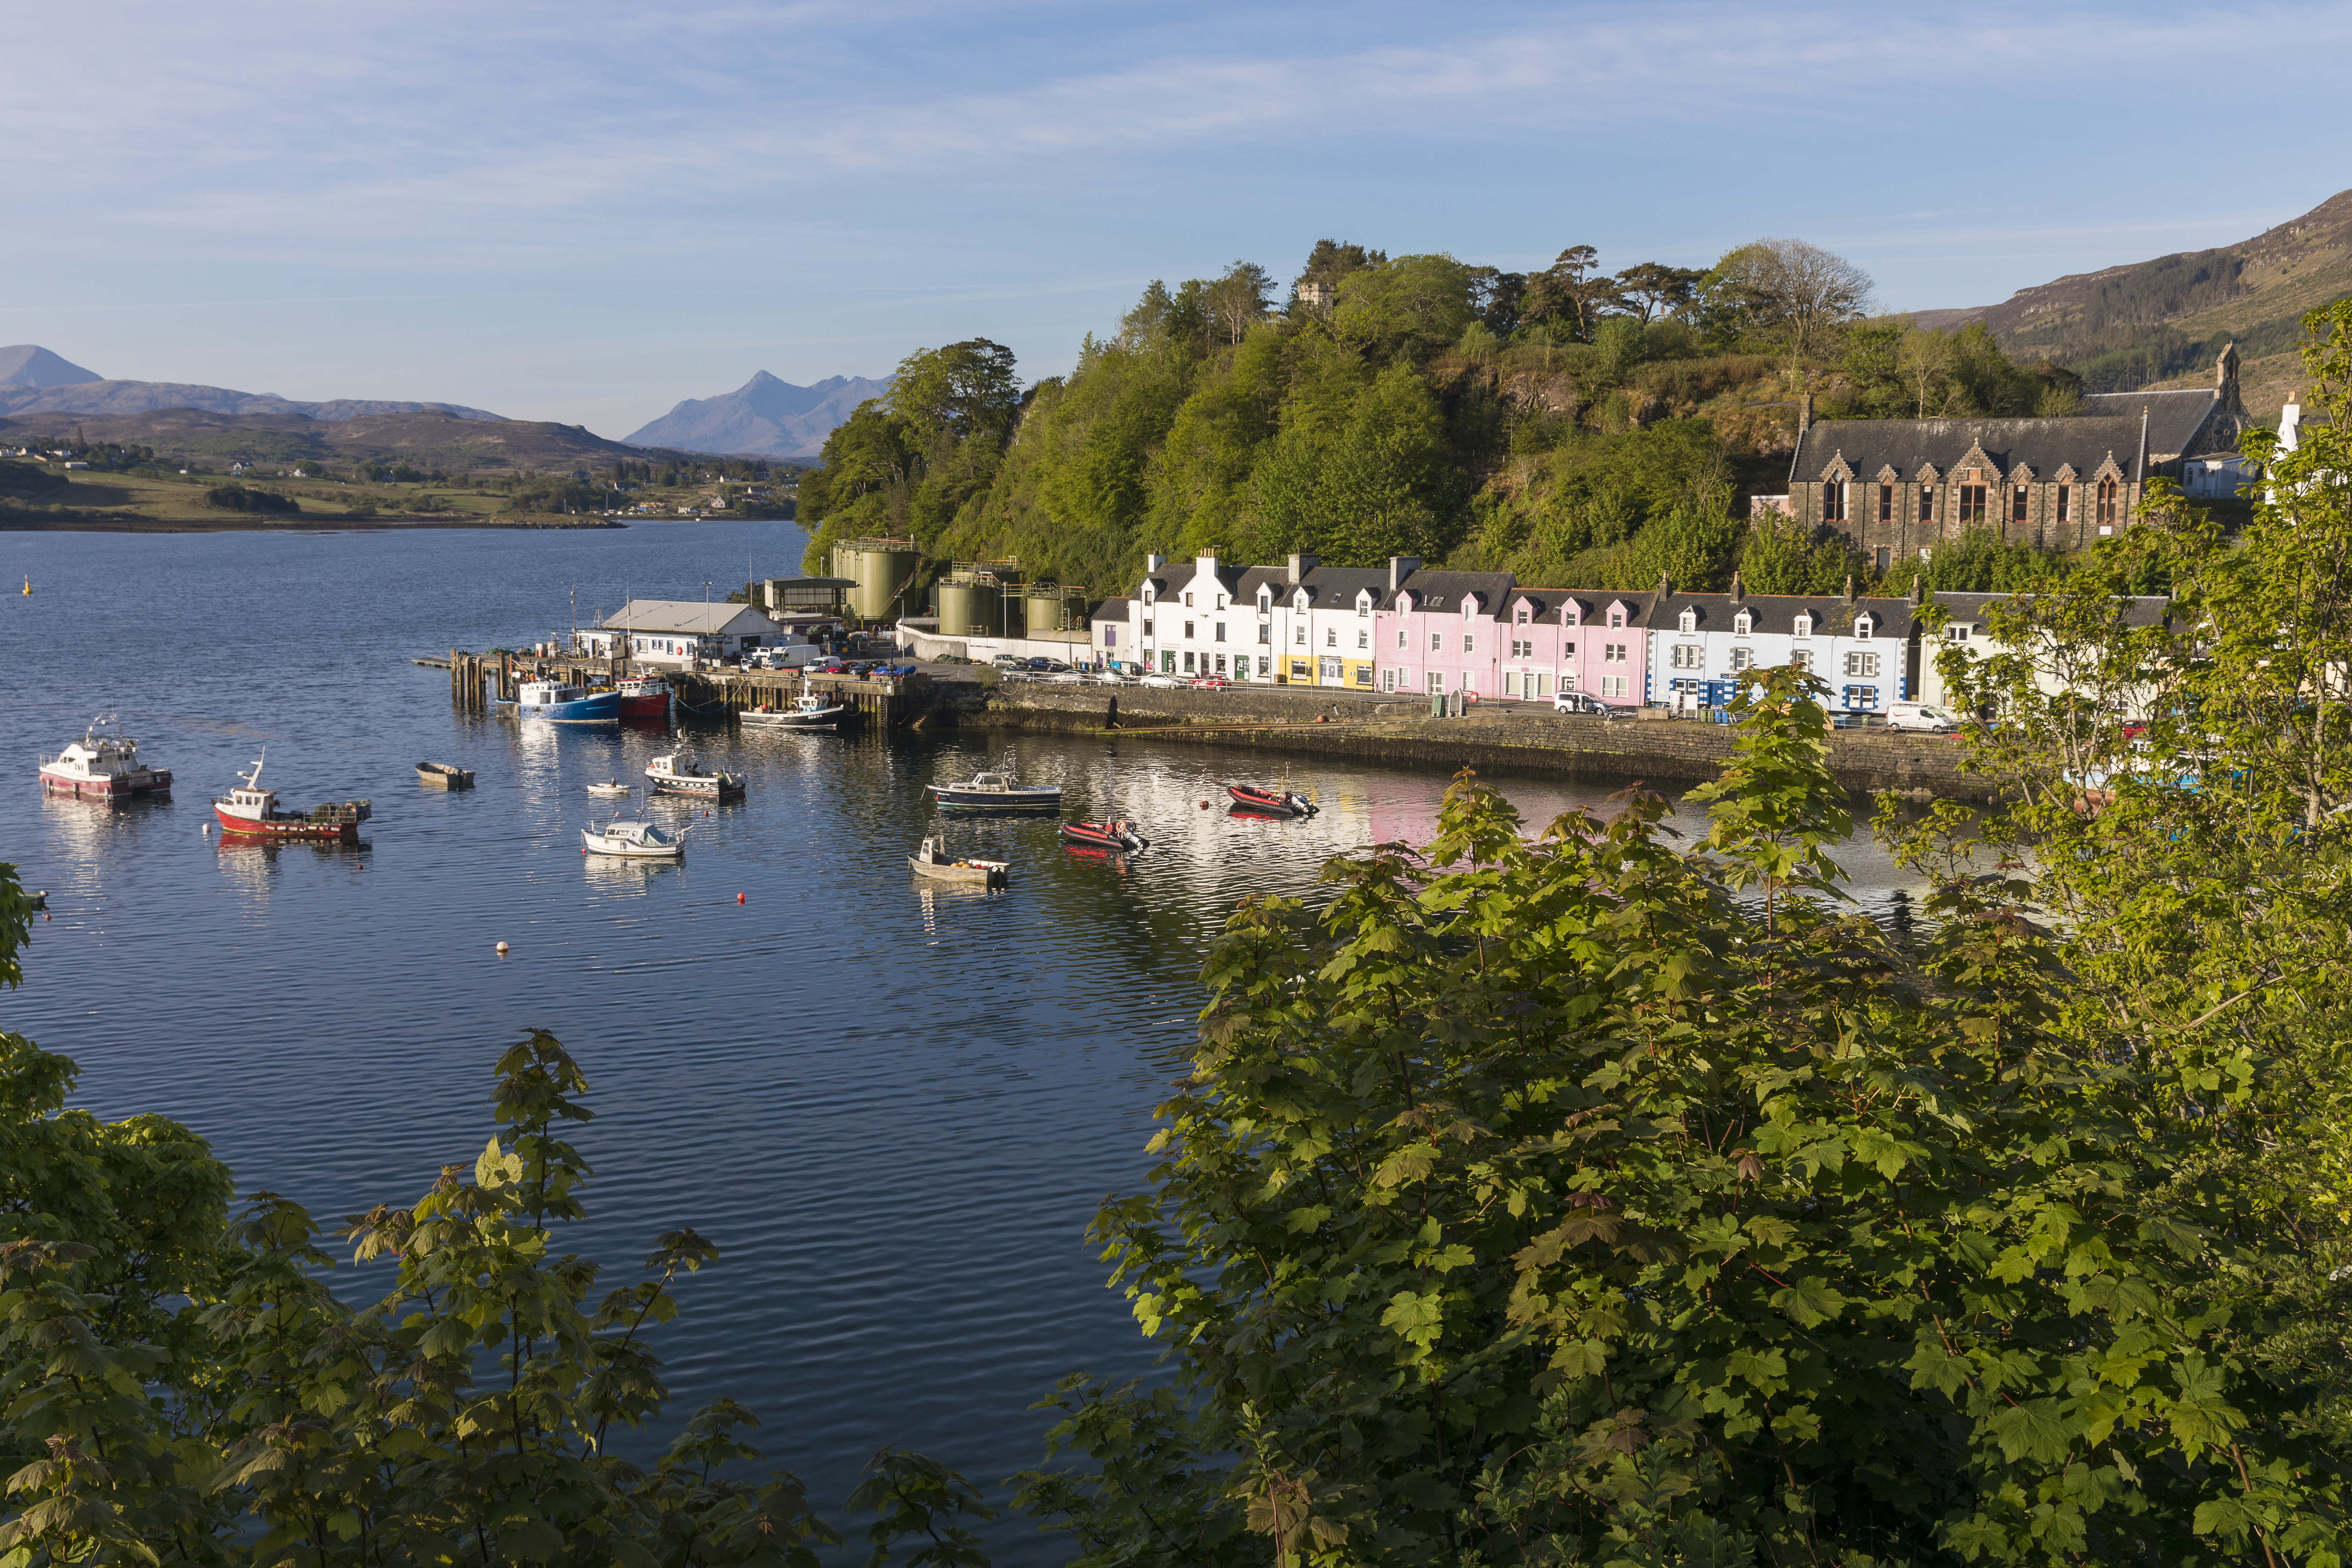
(851, 545, 921, 620)
(1024, 586, 1068, 636)
(934, 579, 1003, 638)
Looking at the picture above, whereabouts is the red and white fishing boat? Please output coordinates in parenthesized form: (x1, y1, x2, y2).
(40, 714, 172, 799)
(212, 752, 372, 842)
(615, 674, 671, 721)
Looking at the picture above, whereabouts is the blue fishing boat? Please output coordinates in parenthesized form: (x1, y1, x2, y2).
(513, 679, 620, 723)
(927, 770, 1062, 811)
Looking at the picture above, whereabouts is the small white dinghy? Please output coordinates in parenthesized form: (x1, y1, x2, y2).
(586, 779, 633, 798)
(581, 817, 684, 859)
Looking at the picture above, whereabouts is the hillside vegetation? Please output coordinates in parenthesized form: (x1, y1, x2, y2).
(800, 240, 2086, 599)
(1946, 186, 2352, 413)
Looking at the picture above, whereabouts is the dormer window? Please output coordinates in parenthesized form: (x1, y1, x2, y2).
(1217, 595, 1227, 610)
(1855, 617, 1874, 641)
(1184, 592, 1194, 607)
(1515, 607, 1529, 625)
(1144, 589, 1155, 606)
(1793, 615, 1811, 639)
(1678, 610, 1696, 634)
(1733, 611, 1752, 636)
(1608, 608, 1625, 629)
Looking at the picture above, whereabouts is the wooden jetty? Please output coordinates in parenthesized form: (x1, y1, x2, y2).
(443, 650, 956, 730)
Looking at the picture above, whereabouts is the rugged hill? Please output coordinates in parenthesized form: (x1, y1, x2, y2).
(0, 348, 504, 422)
(0, 406, 703, 473)
(1915, 189, 2352, 408)
(623, 370, 890, 457)
(0, 345, 102, 388)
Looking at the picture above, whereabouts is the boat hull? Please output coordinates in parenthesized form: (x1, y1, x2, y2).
(909, 856, 1006, 886)
(214, 804, 359, 842)
(41, 767, 171, 799)
(930, 787, 1062, 811)
(1227, 785, 1314, 817)
(617, 693, 670, 719)
(647, 777, 743, 799)
(520, 692, 622, 723)
(1060, 823, 1148, 852)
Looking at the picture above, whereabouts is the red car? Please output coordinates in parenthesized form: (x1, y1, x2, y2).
(1189, 677, 1230, 690)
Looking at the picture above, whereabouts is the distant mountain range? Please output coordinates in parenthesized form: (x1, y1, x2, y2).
(1909, 188, 2352, 414)
(623, 371, 890, 458)
(0, 345, 504, 422)
(0, 406, 707, 474)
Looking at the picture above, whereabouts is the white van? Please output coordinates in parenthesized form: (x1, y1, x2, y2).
(1887, 701, 1960, 733)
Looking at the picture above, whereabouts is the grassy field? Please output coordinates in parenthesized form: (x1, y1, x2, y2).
(0, 466, 600, 530)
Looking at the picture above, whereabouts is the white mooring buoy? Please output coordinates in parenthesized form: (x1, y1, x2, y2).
(496, 941, 510, 955)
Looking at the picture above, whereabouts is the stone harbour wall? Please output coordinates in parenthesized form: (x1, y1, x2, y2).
(971, 683, 1989, 802)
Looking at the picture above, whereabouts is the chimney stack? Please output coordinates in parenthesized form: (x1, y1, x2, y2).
(1656, 572, 1671, 599)
(1729, 569, 1744, 604)
(1288, 551, 1319, 583)
(1388, 555, 1420, 594)
(1145, 553, 1166, 574)
(1798, 393, 1814, 436)
(1843, 573, 1856, 606)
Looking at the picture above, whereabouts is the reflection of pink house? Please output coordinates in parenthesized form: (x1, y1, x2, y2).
(1372, 570, 1516, 696)
(1507, 590, 1657, 706)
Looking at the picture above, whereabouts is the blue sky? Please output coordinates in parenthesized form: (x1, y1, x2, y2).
(4, 0, 2343, 436)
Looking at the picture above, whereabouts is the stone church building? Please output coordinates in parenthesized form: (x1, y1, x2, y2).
(1784, 345, 2255, 573)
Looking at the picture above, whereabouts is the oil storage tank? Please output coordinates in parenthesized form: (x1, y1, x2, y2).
(1023, 584, 1070, 637)
(934, 577, 1002, 638)
(838, 538, 922, 621)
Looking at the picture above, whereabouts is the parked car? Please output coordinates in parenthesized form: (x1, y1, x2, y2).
(1552, 691, 1611, 716)
(1886, 701, 1960, 734)
(1047, 671, 1085, 684)
(1140, 673, 1182, 689)
(992, 653, 1029, 670)
(1189, 676, 1230, 690)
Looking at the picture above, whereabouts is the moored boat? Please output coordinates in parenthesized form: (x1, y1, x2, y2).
(740, 694, 850, 729)
(928, 771, 1062, 811)
(581, 817, 683, 858)
(1227, 782, 1316, 817)
(515, 679, 621, 723)
(646, 750, 744, 799)
(908, 835, 1007, 886)
(40, 715, 171, 799)
(1060, 818, 1149, 852)
(212, 753, 371, 842)
(416, 761, 474, 789)
(614, 674, 671, 721)
(586, 779, 633, 798)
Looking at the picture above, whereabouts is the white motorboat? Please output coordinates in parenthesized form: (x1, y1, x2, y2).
(586, 779, 634, 798)
(646, 751, 744, 799)
(927, 770, 1062, 811)
(581, 817, 683, 858)
(40, 714, 171, 799)
(740, 694, 850, 729)
(908, 835, 1006, 886)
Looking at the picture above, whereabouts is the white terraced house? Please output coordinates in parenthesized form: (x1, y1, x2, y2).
(1645, 575, 1921, 715)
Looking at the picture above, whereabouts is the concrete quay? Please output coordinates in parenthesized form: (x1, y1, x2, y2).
(969, 682, 1989, 802)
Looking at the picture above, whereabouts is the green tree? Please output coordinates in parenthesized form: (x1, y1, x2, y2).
(1024, 665, 2352, 1566)
(1330, 256, 1476, 364)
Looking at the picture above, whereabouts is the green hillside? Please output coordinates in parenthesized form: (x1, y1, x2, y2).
(798, 241, 2085, 602)
(1950, 188, 2352, 410)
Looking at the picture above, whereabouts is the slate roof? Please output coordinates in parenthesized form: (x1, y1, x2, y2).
(598, 599, 776, 633)
(1090, 596, 1132, 621)
(2081, 389, 2238, 457)
(1929, 590, 2172, 631)
(1295, 564, 1393, 607)
(1788, 416, 2157, 487)
(1382, 568, 1517, 613)
(1236, 565, 1299, 602)
(1514, 587, 1658, 626)
(1655, 591, 1917, 641)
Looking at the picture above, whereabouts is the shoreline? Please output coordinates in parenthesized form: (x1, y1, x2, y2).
(965, 682, 1993, 803)
(0, 514, 628, 534)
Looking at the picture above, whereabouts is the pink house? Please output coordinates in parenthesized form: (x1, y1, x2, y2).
(1505, 589, 1656, 707)
(1373, 570, 1517, 697)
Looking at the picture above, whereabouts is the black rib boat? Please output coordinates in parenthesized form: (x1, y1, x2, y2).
(1226, 783, 1315, 817)
(1061, 819, 1149, 852)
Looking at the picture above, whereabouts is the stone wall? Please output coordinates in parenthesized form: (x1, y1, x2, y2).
(972, 685, 1987, 801)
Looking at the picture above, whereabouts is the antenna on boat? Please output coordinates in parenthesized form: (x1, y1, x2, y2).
(240, 749, 266, 790)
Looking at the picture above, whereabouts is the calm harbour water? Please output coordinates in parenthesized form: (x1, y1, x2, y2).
(0, 520, 1914, 1562)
